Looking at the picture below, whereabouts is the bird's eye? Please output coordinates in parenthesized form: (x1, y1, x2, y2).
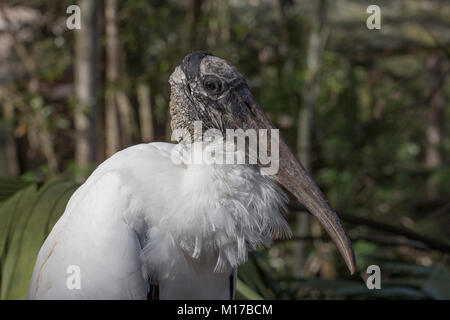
(203, 76, 222, 94)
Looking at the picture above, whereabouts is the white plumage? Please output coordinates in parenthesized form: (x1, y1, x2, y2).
(28, 141, 291, 299)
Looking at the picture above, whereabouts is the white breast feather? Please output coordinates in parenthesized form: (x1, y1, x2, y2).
(139, 141, 292, 277)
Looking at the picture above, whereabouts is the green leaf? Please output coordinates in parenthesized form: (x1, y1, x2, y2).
(0, 179, 32, 203)
(291, 278, 362, 292)
(334, 286, 428, 299)
(0, 184, 38, 299)
(237, 253, 275, 299)
(1, 181, 76, 299)
(0, 189, 28, 262)
(236, 279, 264, 300)
(422, 265, 450, 300)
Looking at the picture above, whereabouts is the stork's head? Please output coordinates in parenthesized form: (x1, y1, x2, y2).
(169, 51, 251, 138)
(169, 51, 356, 274)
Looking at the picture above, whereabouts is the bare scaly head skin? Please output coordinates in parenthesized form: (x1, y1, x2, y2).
(168, 52, 356, 274)
(169, 52, 254, 140)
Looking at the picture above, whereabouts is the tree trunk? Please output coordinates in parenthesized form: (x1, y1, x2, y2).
(105, 0, 120, 157)
(185, 0, 203, 50)
(74, 0, 99, 166)
(425, 55, 446, 199)
(137, 83, 154, 142)
(294, 0, 329, 277)
(0, 92, 20, 176)
(116, 90, 135, 147)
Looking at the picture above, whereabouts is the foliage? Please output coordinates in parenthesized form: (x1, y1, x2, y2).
(0, 180, 78, 299)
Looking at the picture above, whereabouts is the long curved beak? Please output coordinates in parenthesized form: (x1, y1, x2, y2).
(275, 138, 356, 274)
(233, 86, 356, 274)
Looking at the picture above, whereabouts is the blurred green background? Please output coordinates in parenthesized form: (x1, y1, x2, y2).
(0, 0, 449, 299)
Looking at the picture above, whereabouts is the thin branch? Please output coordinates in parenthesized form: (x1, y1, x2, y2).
(289, 203, 450, 253)
(277, 234, 428, 251)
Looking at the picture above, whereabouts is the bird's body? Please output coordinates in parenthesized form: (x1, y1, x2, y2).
(28, 142, 289, 299)
(29, 52, 355, 300)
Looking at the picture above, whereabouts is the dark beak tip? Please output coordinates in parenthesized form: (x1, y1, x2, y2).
(337, 231, 357, 275)
(347, 254, 357, 275)
(339, 238, 356, 275)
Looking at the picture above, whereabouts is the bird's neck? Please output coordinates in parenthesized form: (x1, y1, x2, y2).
(142, 141, 291, 273)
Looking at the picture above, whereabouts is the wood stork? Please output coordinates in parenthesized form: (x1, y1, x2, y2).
(28, 52, 355, 300)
